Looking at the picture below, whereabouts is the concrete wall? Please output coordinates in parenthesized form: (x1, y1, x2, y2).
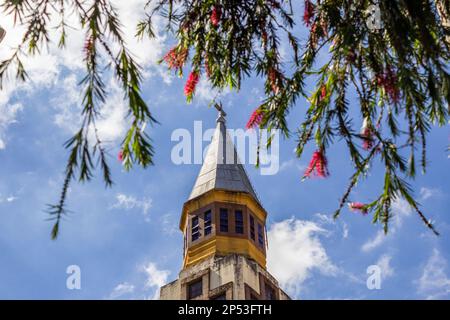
(160, 254, 291, 300)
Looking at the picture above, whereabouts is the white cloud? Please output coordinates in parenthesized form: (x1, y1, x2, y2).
(0, 14, 61, 150)
(1, 0, 165, 69)
(193, 77, 231, 105)
(111, 0, 166, 68)
(314, 213, 334, 225)
(391, 197, 412, 223)
(142, 262, 171, 300)
(0, 0, 167, 149)
(417, 249, 450, 299)
(109, 282, 135, 299)
(361, 197, 412, 252)
(94, 81, 130, 144)
(362, 230, 386, 252)
(52, 75, 130, 145)
(267, 218, 338, 298)
(52, 75, 83, 133)
(0, 194, 18, 204)
(195, 77, 218, 102)
(6, 196, 18, 202)
(160, 213, 178, 235)
(279, 158, 306, 173)
(376, 254, 394, 280)
(419, 187, 442, 201)
(108, 261, 170, 300)
(314, 213, 349, 240)
(142, 262, 171, 289)
(342, 222, 349, 239)
(23, 54, 60, 86)
(0, 103, 23, 150)
(110, 193, 152, 221)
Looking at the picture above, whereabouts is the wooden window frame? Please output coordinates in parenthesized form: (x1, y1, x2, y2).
(257, 223, 264, 247)
(204, 210, 212, 236)
(235, 210, 244, 234)
(191, 216, 200, 242)
(249, 215, 255, 240)
(219, 208, 229, 232)
(187, 278, 203, 300)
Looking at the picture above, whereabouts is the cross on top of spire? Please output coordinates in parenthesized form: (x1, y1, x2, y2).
(214, 103, 226, 124)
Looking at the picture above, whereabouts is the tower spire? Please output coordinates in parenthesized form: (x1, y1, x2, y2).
(187, 104, 261, 205)
(160, 106, 290, 300)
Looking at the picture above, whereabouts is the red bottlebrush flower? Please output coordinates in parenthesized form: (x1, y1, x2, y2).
(303, 0, 315, 27)
(310, 22, 319, 49)
(268, 68, 280, 94)
(163, 47, 188, 70)
(361, 127, 374, 150)
(361, 118, 374, 150)
(320, 85, 327, 101)
(385, 69, 400, 103)
(262, 30, 268, 44)
(348, 202, 368, 215)
(304, 150, 329, 179)
(118, 150, 124, 162)
(376, 67, 400, 103)
(246, 108, 264, 130)
(211, 5, 222, 27)
(84, 36, 94, 56)
(184, 71, 200, 100)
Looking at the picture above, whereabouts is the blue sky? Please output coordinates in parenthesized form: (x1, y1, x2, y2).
(0, 1, 449, 300)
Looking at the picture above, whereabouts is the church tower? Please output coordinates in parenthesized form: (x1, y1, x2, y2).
(160, 108, 290, 300)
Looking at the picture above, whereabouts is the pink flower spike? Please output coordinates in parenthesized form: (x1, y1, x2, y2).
(361, 127, 374, 150)
(304, 150, 329, 179)
(320, 85, 327, 101)
(246, 108, 264, 130)
(268, 68, 280, 94)
(361, 119, 375, 150)
(376, 67, 401, 104)
(184, 71, 200, 100)
(348, 202, 368, 215)
(210, 6, 222, 27)
(163, 47, 187, 70)
(303, 0, 315, 27)
(118, 150, 124, 162)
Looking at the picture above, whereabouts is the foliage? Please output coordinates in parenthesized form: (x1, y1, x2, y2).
(1, 0, 449, 238)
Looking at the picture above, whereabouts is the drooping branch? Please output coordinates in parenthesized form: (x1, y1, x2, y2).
(0, 0, 448, 238)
